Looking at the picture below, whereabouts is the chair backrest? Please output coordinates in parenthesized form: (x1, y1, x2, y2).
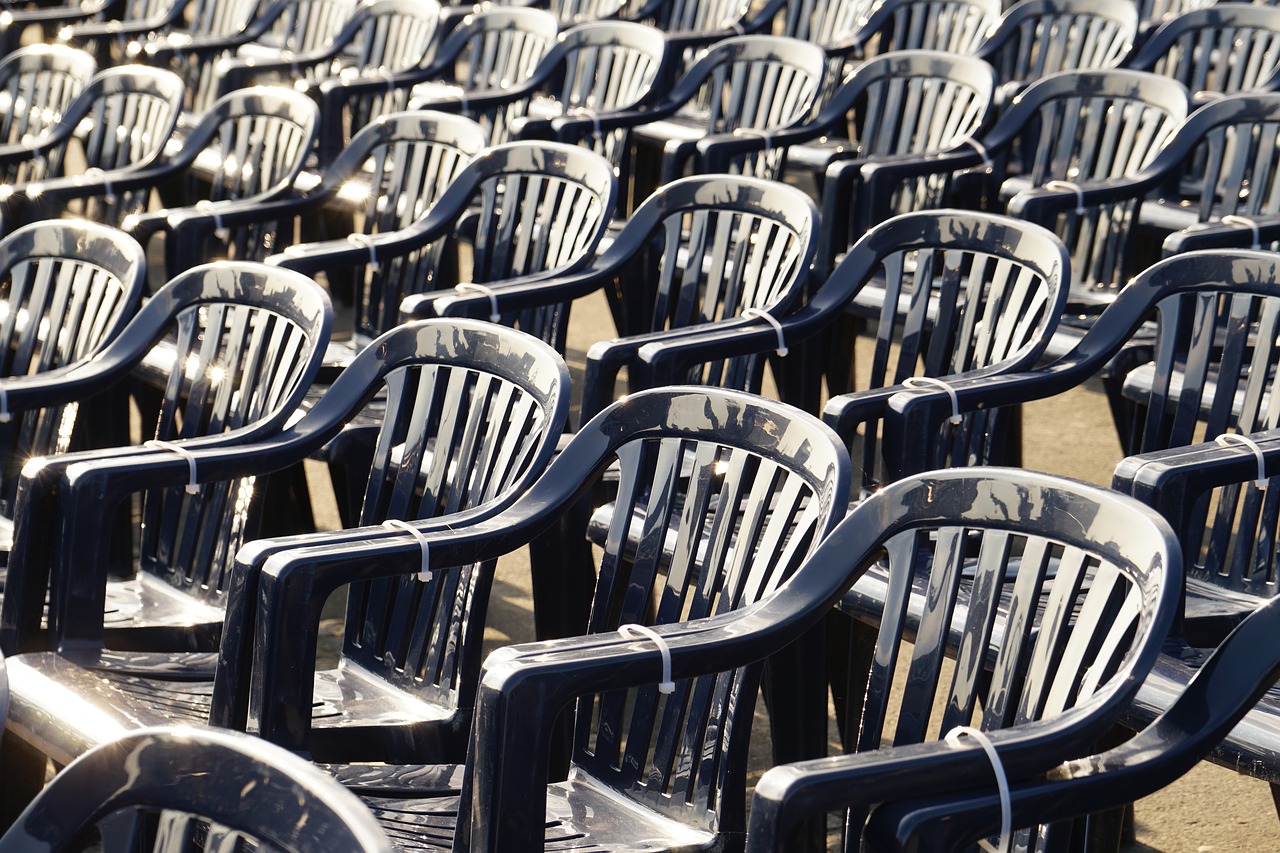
(0, 45, 96, 152)
(784, 0, 876, 46)
(1122, 251, 1280, 454)
(0, 221, 147, 516)
(855, 0, 1002, 58)
(1139, 93, 1280, 225)
(257, 0, 358, 53)
(20, 66, 186, 219)
(0, 727, 392, 853)
(482, 20, 665, 162)
(307, 110, 482, 342)
(355, 140, 616, 344)
(128, 263, 331, 604)
(562, 387, 849, 834)
(827, 210, 1069, 492)
(670, 35, 827, 179)
(415, 6, 559, 142)
(306, 0, 442, 138)
(323, 320, 569, 731)
(977, 0, 1137, 88)
(584, 174, 817, 403)
(1127, 3, 1280, 97)
(790, 468, 1178, 848)
(993, 68, 1189, 304)
(146, 86, 321, 261)
(822, 50, 996, 216)
(543, 0, 631, 26)
(655, 0, 752, 33)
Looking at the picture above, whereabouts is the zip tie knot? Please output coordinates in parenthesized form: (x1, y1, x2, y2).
(1216, 433, 1270, 489)
(382, 518, 433, 581)
(195, 200, 229, 241)
(732, 126, 773, 154)
(347, 232, 380, 272)
(741, 308, 787, 356)
(965, 138, 993, 171)
(84, 166, 116, 204)
(617, 623, 674, 693)
(573, 106, 604, 143)
(902, 376, 962, 424)
(143, 439, 200, 494)
(1045, 180, 1086, 215)
(1222, 214, 1262, 250)
(455, 282, 501, 322)
(945, 726, 1011, 853)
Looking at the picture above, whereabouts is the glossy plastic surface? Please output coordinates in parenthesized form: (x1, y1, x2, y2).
(0, 220, 147, 523)
(858, 596, 1280, 852)
(0, 65, 184, 225)
(219, 0, 442, 165)
(0, 45, 96, 152)
(1125, 3, 1280, 99)
(424, 173, 818, 426)
(1, 320, 569, 779)
(272, 140, 616, 357)
(976, 0, 1137, 91)
(416, 20, 665, 169)
(248, 386, 849, 851)
(0, 726, 392, 852)
(742, 469, 1181, 852)
(0, 261, 332, 657)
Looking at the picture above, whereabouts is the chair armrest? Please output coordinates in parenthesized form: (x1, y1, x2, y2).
(266, 216, 448, 276)
(402, 265, 610, 321)
(1113, 427, 1280, 528)
(217, 48, 337, 95)
(1007, 172, 1165, 225)
(23, 161, 177, 207)
(1162, 214, 1280, 255)
(861, 596, 1280, 851)
(59, 0, 190, 45)
(694, 123, 817, 173)
(546, 100, 679, 146)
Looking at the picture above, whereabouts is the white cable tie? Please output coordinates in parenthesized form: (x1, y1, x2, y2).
(459, 92, 469, 115)
(732, 126, 773, 154)
(455, 282, 501, 322)
(143, 439, 200, 494)
(574, 106, 604, 142)
(945, 726, 1011, 853)
(382, 518, 433, 581)
(1222, 214, 1262, 250)
(902, 376, 962, 424)
(0, 386, 10, 423)
(347, 232, 380, 272)
(741, 308, 787, 356)
(731, 21, 745, 34)
(195, 200, 229, 241)
(617, 623, 674, 693)
(965, 138, 993, 171)
(84, 166, 116, 204)
(1045, 180, 1086, 215)
(1215, 433, 1270, 489)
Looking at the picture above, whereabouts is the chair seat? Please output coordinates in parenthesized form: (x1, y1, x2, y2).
(97, 574, 227, 650)
(4, 650, 458, 767)
(362, 771, 718, 852)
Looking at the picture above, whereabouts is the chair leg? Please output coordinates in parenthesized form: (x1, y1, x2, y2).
(762, 625, 828, 853)
(827, 609, 877, 750)
(0, 736, 48, 829)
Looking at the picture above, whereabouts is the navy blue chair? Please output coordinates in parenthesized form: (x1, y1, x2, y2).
(0, 727, 392, 852)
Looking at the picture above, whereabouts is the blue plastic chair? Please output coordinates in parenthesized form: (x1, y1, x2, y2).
(0, 727, 392, 852)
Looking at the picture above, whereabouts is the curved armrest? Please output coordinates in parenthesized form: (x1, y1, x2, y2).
(130, 189, 314, 241)
(1007, 171, 1165, 225)
(1113, 427, 1280, 527)
(0, 123, 74, 169)
(217, 47, 338, 94)
(138, 28, 257, 62)
(23, 160, 177, 206)
(59, 0, 192, 45)
(402, 265, 610, 321)
(862, 596, 1280, 851)
(1162, 214, 1280, 255)
(266, 215, 449, 275)
(547, 99, 679, 146)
